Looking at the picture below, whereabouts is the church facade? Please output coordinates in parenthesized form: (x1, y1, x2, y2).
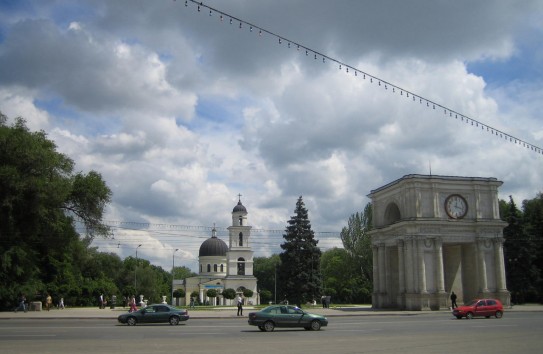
(368, 175, 510, 310)
(173, 197, 259, 306)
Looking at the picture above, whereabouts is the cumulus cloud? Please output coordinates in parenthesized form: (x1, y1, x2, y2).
(0, 0, 541, 270)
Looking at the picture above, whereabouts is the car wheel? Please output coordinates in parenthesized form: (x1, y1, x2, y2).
(466, 312, 474, 320)
(127, 317, 137, 326)
(258, 326, 265, 332)
(455, 316, 462, 319)
(263, 321, 275, 332)
(169, 316, 180, 325)
(495, 311, 503, 319)
(310, 320, 321, 331)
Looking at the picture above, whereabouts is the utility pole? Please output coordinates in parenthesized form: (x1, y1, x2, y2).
(135, 244, 142, 295)
(171, 248, 179, 305)
(274, 265, 277, 304)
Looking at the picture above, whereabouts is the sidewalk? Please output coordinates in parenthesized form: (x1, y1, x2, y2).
(1, 304, 541, 320)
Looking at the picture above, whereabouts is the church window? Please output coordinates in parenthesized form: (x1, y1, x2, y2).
(200, 264, 202, 273)
(239, 216, 243, 226)
(237, 257, 245, 275)
(207, 264, 211, 272)
(239, 232, 243, 246)
(220, 264, 224, 272)
(214, 264, 218, 272)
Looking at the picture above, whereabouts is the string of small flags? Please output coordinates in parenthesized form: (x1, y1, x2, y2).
(178, 0, 542, 155)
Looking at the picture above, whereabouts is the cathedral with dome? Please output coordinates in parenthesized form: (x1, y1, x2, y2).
(173, 197, 259, 306)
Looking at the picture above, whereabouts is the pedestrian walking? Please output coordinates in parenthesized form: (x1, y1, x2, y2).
(450, 291, 458, 309)
(190, 297, 195, 309)
(129, 295, 137, 312)
(59, 297, 65, 309)
(236, 295, 243, 316)
(46, 293, 52, 311)
(15, 294, 27, 313)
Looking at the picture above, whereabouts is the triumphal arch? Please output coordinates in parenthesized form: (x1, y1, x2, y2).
(368, 175, 510, 310)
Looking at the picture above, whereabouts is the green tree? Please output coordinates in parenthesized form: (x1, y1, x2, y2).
(222, 288, 236, 304)
(522, 193, 543, 302)
(278, 196, 322, 306)
(259, 289, 272, 303)
(173, 289, 185, 298)
(254, 255, 280, 302)
(206, 289, 218, 305)
(173, 266, 197, 280)
(0, 114, 111, 309)
(502, 196, 538, 304)
(321, 248, 371, 304)
(242, 288, 253, 298)
(340, 203, 373, 283)
(135, 261, 171, 303)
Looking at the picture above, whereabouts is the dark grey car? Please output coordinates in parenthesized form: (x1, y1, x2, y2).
(248, 305, 328, 332)
(118, 304, 189, 326)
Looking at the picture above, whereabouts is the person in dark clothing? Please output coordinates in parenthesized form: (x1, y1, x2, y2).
(450, 292, 458, 309)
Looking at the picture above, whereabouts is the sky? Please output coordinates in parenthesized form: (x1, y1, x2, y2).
(1, 0, 542, 272)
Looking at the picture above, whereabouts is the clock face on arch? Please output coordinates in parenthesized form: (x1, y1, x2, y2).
(445, 194, 468, 219)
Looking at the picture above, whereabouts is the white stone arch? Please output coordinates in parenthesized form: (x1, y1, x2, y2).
(384, 202, 401, 225)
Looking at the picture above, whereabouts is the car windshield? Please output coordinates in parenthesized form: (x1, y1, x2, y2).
(466, 300, 479, 306)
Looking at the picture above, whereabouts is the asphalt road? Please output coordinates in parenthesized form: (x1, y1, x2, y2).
(1, 312, 542, 354)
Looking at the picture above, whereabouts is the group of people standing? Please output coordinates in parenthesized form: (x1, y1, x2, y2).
(15, 293, 64, 312)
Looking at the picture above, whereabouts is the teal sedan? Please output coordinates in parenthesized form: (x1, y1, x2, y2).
(117, 304, 189, 326)
(248, 305, 328, 332)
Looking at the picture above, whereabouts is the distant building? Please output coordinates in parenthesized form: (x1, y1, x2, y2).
(173, 197, 258, 306)
(368, 174, 510, 310)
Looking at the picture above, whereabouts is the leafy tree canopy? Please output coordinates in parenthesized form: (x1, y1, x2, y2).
(206, 289, 218, 298)
(340, 203, 373, 282)
(0, 114, 111, 308)
(222, 288, 236, 299)
(254, 254, 280, 299)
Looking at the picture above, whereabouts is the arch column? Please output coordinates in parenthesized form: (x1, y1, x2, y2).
(404, 237, 414, 293)
(476, 238, 488, 292)
(378, 243, 386, 293)
(372, 245, 379, 288)
(397, 240, 405, 294)
(417, 238, 427, 293)
(434, 238, 445, 293)
(372, 245, 379, 306)
(493, 237, 507, 291)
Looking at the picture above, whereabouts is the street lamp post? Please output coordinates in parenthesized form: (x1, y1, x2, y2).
(171, 248, 179, 305)
(135, 244, 142, 295)
(274, 265, 277, 305)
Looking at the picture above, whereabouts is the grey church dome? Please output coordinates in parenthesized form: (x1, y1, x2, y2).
(233, 200, 247, 213)
(199, 236, 228, 257)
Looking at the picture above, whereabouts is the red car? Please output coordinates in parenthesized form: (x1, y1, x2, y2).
(452, 299, 504, 319)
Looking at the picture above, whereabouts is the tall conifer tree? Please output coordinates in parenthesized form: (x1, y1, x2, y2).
(278, 196, 321, 306)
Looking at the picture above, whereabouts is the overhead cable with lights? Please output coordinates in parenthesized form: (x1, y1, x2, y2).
(179, 0, 542, 155)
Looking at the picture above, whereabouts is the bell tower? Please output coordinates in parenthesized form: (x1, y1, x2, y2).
(226, 195, 254, 276)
